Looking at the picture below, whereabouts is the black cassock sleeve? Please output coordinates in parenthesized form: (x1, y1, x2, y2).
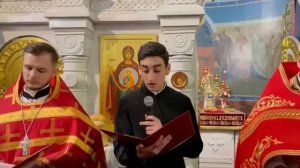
(113, 97, 143, 167)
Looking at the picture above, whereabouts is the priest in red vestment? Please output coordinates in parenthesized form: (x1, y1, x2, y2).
(235, 62, 300, 168)
(0, 42, 107, 168)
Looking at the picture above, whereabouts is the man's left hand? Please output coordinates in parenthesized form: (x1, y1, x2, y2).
(139, 115, 162, 135)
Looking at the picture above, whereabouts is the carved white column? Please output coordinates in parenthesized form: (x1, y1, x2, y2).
(45, 0, 95, 112)
(158, 1, 204, 168)
(157, 0, 204, 108)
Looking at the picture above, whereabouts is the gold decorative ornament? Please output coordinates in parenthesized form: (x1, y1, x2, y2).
(171, 71, 188, 89)
(243, 95, 295, 128)
(281, 36, 300, 62)
(199, 68, 231, 111)
(242, 136, 283, 168)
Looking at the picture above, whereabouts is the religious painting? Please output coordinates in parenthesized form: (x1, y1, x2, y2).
(197, 0, 295, 114)
(99, 34, 157, 126)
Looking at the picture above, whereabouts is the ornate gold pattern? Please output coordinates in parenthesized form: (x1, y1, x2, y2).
(281, 36, 300, 62)
(241, 136, 283, 168)
(240, 109, 300, 143)
(243, 95, 295, 127)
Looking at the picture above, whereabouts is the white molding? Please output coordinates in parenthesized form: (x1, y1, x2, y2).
(90, 0, 162, 12)
(54, 0, 84, 7)
(199, 156, 234, 164)
(165, 0, 198, 5)
(0, 1, 52, 13)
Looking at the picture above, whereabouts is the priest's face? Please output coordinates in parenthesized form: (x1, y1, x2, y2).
(139, 56, 170, 92)
(23, 52, 57, 90)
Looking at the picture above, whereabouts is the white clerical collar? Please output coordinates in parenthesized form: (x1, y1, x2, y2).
(22, 84, 50, 103)
(151, 83, 166, 95)
(23, 84, 49, 97)
(21, 95, 48, 103)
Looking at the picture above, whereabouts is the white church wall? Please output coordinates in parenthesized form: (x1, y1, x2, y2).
(0, 25, 55, 46)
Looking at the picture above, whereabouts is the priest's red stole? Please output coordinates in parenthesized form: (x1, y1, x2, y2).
(235, 62, 300, 168)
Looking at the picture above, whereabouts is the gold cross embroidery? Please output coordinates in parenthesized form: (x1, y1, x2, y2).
(40, 118, 64, 138)
(0, 124, 20, 142)
(80, 127, 95, 144)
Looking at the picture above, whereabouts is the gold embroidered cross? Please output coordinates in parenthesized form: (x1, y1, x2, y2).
(0, 124, 20, 142)
(80, 127, 95, 144)
(41, 118, 64, 138)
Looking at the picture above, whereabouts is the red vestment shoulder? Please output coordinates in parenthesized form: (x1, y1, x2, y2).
(0, 74, 107, 168)
(235, 62, 300, 168)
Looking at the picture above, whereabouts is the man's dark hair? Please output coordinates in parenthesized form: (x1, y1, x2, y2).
(24, 42, 59, 64)
(138, 42, 169, 66)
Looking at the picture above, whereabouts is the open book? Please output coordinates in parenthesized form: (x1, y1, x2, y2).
(13, 144, 55, 168)
(100, 111, 195, 154)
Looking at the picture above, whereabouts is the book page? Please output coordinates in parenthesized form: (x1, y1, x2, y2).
(0, 162, 14, 168)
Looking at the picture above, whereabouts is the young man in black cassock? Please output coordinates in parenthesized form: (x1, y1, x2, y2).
(114, 41, 203, 168)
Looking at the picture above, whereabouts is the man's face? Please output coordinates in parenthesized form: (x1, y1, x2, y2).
(139, 56, 170, 92)
(23, 52, 56, 90)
